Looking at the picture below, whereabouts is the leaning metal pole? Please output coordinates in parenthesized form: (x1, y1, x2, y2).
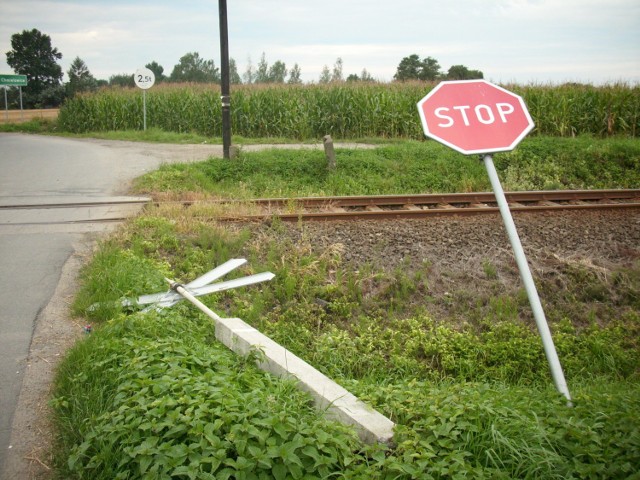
(166, 278, 223, 322)
(218, 0, 232, 159)
(483, 154, 572, 404)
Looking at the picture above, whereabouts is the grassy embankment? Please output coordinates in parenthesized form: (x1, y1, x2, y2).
(51, 134, 640, 479)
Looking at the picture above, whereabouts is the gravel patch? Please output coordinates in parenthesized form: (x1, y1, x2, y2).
(278, 209, 640, 272)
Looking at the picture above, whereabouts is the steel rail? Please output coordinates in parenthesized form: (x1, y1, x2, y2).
(2, 190, 638, 223)
(208, 189, 640, 221)
(0, 198, 150, 210)
(0, 198, 150, 226)
(172, 189, 639, 208)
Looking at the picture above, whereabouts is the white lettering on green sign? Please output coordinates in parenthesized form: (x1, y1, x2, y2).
(0, 75, 28, 87)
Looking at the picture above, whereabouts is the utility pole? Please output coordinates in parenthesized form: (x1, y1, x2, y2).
(218, 0, 232, 159)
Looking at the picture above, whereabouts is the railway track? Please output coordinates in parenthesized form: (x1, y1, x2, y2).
(0, 197, 149, 225)
(200, 189, 640, 221)
(1, 190, 638, 225)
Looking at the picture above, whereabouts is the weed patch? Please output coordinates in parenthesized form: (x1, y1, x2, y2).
(72, 242, 171, 322)
(133, 137, 640, 199)
(350, 380, 640, 479)
(52, 312, 361, 479)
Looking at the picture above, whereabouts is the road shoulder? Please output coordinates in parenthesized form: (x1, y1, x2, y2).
(1, 237, 94, 480)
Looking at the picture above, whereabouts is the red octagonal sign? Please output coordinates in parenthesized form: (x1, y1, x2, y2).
(417, 80, 534, 155)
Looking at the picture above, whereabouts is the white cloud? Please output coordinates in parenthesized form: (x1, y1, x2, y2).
(1, 0, 638, 84)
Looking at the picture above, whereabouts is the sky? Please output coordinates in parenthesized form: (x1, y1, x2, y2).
(1, 0, 639, 85)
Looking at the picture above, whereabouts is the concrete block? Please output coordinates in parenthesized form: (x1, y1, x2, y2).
(215, 317, 395, 445)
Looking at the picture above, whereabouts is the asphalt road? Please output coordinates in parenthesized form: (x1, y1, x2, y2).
(0, 133, 226, 477)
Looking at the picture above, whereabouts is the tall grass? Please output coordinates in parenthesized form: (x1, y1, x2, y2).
(56, 208, 640, 478)
(512, 82, 640, 137)
(132, 137, 640, 198)
(58, 81, 640, 139)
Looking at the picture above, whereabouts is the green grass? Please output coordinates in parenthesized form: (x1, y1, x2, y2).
(54, 309, 640, 479)
(54, 134, 640, 478)
(69, 127, 216, 144)
(55, 204, 640, 478)
(0, 118, 59, 134)
(139, 144, 488, 198)
(353, 379, 640, 479)
(133, 136, 640, 198)
(70, 242, 171, 322)
(53, 311, 361, 479)
(0, 118, 383, 146)
(52, 129, 306, 145)
(0, 121, 213, 144)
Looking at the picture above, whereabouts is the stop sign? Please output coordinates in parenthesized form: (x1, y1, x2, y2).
(417, 80, 534, 155)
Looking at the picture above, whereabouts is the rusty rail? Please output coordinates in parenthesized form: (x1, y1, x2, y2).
(7, 190, 636, 223)
(175, 189, 640, 221)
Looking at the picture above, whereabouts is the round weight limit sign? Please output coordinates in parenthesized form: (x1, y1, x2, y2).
(134, 68, 156, 130)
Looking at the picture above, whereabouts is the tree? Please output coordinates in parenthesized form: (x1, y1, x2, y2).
(331, 58, 344, 82)
(6, 28, 64, 107)
(229, 58, 242, 84)
(252, 54, 289, 83)
(288, 63, 302, 84)
(169, 52, 219, 83)
(145, 61, 166, 82)
(255, 52, 269, 83)
(243, 56, 255, 84)
(318, 65, 331, 84)
(394, 54, 422, 81)
(445, 65, 483, 80)
(394, 54, 441, 81)
(109, 73, 135, 87)
(360, 68, 375, 82)
(66, 57, 97, 97)
(268, 60, 287, 83)
(419, 57, 441, 81)
(347, 68, 375, 83)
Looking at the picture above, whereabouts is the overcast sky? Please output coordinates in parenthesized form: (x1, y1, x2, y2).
(1, 0, 639, 85)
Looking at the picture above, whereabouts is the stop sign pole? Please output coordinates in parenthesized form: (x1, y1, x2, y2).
(417, 80, 571, 403)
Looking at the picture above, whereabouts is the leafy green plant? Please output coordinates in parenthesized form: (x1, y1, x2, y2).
(58, 82, 640, 138)
(52, 312, 362, 480)
(346, 379, 640, 479)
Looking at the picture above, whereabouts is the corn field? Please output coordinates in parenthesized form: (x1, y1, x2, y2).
(58, 81, 639, 139)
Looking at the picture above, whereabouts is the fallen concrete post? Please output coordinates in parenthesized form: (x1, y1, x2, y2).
(167, 279, 395, 445)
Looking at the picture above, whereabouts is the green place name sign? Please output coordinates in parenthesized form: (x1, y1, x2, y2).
(0, 74, 28, 86)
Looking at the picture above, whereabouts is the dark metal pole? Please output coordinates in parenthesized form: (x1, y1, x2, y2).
(218, 0, 232, 159)
(19, 86, 24, 121)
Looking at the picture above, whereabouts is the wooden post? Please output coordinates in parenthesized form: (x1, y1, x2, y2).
(323, 135, 336, 171)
